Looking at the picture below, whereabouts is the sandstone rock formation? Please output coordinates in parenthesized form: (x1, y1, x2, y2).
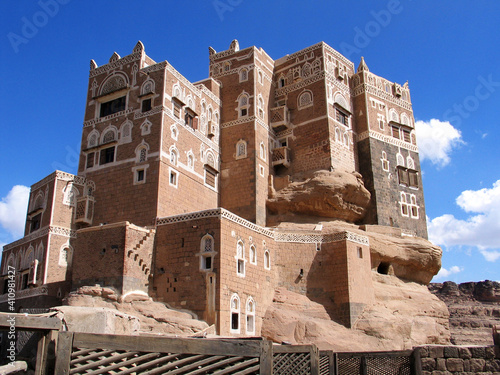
(429, 281, 500, 345)
(62, 286, 211, 336)
(267, 169, 371, 224)
(262, 278, 449, 351)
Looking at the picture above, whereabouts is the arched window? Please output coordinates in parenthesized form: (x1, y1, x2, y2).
(406, 156, 415, 170)
(258, 71, 263, 85)
(187, 153, 194, 170)
(141, 120, 152, 136)
(298, 90, 313, 108)
(170, 148, 178, 166)
(138, 147, 147, 163)
(381, 151, 389, 172)
(302, 63, 312, 77)
(335, 128, 341, 143)
(396, 153, 404, 167)
(246, 297, 256, 335)
(170, 124, 178, 140)
(141, 79, 155, 95)
(206, 152, 216, 169)
(230, 294, 240, 333)
(239, 68, 248, 82)
(87, 130, 99, 148)
(257, 96, 264, 119)
(249, 245, 257, 265)
(259, 142, 266, 161)
(59, 245, 73, 267)
(120, 121, 132, 144)
(400, 193, 409, 217)
(343, 133, 349, 147)
(236, 241, 245, 276)
(264, 250, 271, 270)
(102, 130, 116, 144)
(200, 234, 215, 271)
(278, 75, 285, 88)
(236, 140, 247, 159)
(237, 93, 250, 118)
(410, 195, 419, 219)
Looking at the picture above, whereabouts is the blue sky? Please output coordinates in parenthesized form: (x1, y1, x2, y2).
(0, 1, 499, 283)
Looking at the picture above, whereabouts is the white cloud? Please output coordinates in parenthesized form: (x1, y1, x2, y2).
(415, 119, 464, 167)
(434, 265, 463, 280)
(480, 250, 500, 262)
(0, 185, 29, 239)
(428, 180, 500, 262)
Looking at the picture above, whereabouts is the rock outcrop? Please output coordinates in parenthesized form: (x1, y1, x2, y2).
(262, 278, 450, 351)
(62, 286, 211, 336)
(267, 169, 371, 224)
(429, 281, 500, 345)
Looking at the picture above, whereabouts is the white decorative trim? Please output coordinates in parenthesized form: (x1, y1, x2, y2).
(89, 52, 142, 78)
(275, 71, 325, 97)
(156, 208, 369, 245)
(353, 83, 412, 111)
(357, 130, 418, 152)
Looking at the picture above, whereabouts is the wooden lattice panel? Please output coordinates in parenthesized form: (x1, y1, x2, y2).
(69, 347, 260, 374)
(273, 352, 312, 375)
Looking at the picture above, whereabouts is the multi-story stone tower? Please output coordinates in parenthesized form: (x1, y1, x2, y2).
(1, 40, 427, 333)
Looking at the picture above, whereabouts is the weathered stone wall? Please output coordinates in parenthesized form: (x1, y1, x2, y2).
(418, 345, 500, 374)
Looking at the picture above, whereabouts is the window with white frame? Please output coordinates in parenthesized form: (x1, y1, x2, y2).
(134, 168, 146, 184)
(259, 142, 266, 161)
(59, 245, 72, 267)
(230, 294, 240, 333)
(381, 151, 389, 172)
(249, 245, 257, 265)
(170, 148, 178, 166)
(257, 96, 264, 119)
(239, 68, 248, 82)
(409, 195, 419, 218)
(298, 90, 313, 108)
(246, 297, 256, 335)
(87, 130, 99, 148)
(236, 241, 245, 276)
(377, 114, 385, 130)
(169, 168, 178, 188)
(200, 234, 215, 271)
(170, 125, 178, 140)
(400, 192, 409, 217)
(141, 120, 152, 136)
(187, 153, 194, 170)
(264, 249, 271, 270)
(237, 93, 250, 118)
(235, 140, 247, 159)
(258, 71, 263, 85)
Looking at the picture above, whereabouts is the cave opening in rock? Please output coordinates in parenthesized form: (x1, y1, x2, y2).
(377, 262, 390, 275)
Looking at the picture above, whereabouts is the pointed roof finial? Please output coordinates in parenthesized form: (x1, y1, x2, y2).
(109, 52, 121, 63)
(90, 59, 97, 70)
(209, 46, 216, 56)
(357, 56, 369, 73)
(133, 41, 144, 54)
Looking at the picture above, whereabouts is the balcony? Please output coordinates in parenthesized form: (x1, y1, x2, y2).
(270, 105, 290, 132)
(272, 146, 291, 168)
(75, 196, 95, 225)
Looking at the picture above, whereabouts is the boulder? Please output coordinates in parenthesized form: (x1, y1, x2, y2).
(262, 278, 450, 351)
(62, 286, 210, 336)
(267, 169, 371, 224)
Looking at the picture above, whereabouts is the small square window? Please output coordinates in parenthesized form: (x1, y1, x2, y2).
(137, 169, 144, 182)
(240, 108, 247, 117)
(173, 103, 181, 119)
(100, 146, 115, 165)
(237, 259, 245, 276)
(142, 98, 152, 113)
(169, 170, 178, 187)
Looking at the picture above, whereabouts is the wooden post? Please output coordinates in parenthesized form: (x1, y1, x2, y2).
(54, 332, 74, 375)
(333, 352, 338, 375)
(259, 339, 273, 374)
(360, 355, 367, 375)
(310, 344, 319, 375)
(411, 347, 422, 375)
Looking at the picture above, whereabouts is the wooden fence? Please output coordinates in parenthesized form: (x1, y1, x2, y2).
(1, 313, 423, 375)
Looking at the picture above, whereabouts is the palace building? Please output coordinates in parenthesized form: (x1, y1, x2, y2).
(1, 40, 426, 334)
